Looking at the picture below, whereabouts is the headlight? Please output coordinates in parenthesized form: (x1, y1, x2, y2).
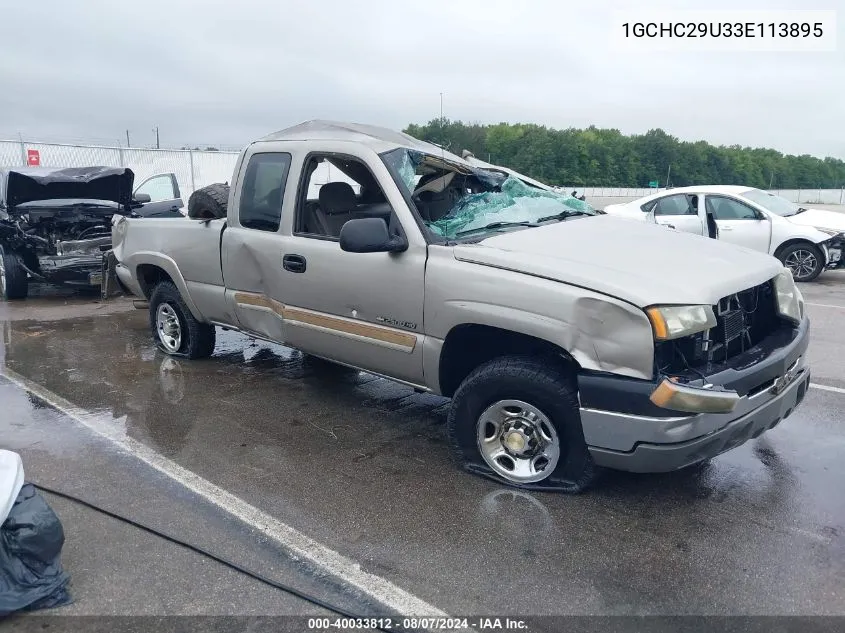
(816, 227, 841, 236)
(774, 268, 804, 323)
(645, 305, 717, 340)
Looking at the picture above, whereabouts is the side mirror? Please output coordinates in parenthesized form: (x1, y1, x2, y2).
(133, 193, 152, 204)
(339, 218, 407, 253)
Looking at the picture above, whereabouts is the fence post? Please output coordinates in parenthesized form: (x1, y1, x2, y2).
(189, 150, 196, 193)
(19, 140, 26, 166)
(118, 146, 125, 167)
(840, 187, 843, 205)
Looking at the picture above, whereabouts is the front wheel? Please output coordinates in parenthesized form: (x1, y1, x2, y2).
(779, 242, 824, 282)
(149, 281, 216, 358)
(0, 246, 29, 300)
(447, 356, 596, 492)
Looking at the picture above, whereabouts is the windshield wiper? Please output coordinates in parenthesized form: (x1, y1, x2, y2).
(536, 210, 593, 223)
(455, 221, 538, 236)
(793, 207, 808, 215)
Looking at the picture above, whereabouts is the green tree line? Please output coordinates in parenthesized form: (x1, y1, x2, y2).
(404, 119, 845, 190)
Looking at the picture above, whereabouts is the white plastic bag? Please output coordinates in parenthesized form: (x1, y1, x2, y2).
(0, 450, 24, 525)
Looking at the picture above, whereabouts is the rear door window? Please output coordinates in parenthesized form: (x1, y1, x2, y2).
(653, 194, 697, 216)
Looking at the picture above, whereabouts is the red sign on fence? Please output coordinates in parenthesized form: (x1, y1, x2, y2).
(27, 149, 40, 166)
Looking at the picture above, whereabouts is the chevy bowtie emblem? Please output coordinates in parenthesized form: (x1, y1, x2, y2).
(770, 359, 801, 395)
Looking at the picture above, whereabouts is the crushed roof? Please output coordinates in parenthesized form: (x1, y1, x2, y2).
(258, 120, 467, 162)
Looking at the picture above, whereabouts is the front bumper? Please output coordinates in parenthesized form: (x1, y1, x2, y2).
(579, 317, 810, 473)
(824, 235, 844, 269)
(38, 254, 104, 286)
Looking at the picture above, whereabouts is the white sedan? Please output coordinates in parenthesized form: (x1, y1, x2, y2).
(603, 185, 844, 282)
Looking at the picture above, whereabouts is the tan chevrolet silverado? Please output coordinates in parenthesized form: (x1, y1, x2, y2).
(107, 120, 811, 492)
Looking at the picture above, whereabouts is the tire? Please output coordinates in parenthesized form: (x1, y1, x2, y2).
(778, 242, 824, 282)
(447, 355, 596, 492)
(187, 183, 229, 220)
(148, 281, 216, 359)
(0, 246, 29, 300)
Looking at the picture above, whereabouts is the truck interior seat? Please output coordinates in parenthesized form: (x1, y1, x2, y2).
(416, 188, 459, 222)
(317, 182, 356, 236)
(301, 200, 329, 235)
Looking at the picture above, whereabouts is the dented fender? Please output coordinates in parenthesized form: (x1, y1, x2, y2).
(424, 247, 656, 384)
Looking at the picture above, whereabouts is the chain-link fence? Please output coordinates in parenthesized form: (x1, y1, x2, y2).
(0, 139, 240, 199)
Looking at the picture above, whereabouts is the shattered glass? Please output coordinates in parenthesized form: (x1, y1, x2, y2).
(427, 176, 596, 238)
(383, 149, 422, 191)
(381, 148, 597, 240)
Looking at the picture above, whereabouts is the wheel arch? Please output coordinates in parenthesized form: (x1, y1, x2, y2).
(773, 237, 825, 260)
(773, 239, 825, 282)
(132, 253, 205, 320)
(437, 323, 580, 398)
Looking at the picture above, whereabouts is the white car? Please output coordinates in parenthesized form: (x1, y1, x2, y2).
(603, 186, 844, 282)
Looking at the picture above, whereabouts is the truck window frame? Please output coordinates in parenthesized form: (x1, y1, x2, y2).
(293, 151, 402, 242)
(237, 151, 292, 233)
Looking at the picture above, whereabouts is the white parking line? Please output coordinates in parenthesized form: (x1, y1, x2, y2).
(0, 367, 449, 620)
(805, 302, 845, 309)
(810, 382, 845, 395)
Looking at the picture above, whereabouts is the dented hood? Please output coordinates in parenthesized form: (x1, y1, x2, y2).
(453, 215, 784, 308)
(0, 166, 135, 209)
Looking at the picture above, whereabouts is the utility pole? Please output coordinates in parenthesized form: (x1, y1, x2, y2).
(439, 92, 445, 160)
(665, 164, 671, 189)
(126, 130, 131, 147)
(153, 126, 160, 149)
(769, 172, 774, 189)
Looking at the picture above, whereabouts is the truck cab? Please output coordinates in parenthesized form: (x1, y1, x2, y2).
(109, 121, 811, 492)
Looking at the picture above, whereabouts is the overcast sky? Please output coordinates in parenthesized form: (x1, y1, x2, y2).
(1, 0, 842, 157)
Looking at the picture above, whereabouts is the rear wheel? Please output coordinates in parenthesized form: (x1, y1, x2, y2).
(778, 242, 824, 282)
(0, 246, 29, 300)
(149, 281, 216, 358)
(447, 355, 596, 492)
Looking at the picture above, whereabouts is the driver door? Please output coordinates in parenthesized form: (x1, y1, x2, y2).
(133, 173, 184, 218)
(275, 150, 426, 385)
(704, 195, 771, 253)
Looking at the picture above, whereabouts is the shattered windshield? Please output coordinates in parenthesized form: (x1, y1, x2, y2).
(382, 148, 596, 239)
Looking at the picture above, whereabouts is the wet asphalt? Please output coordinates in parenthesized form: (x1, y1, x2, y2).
(0, 275, 843, 619)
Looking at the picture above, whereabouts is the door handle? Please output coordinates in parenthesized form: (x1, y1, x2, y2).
(283, 254, 307, 273)
(721, 226, 733, 231)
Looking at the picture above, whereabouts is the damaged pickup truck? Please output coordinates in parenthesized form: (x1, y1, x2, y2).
(107, 121, 811, 491)
(0, 166, 182, 300)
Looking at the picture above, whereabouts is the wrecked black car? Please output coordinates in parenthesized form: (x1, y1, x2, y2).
(0, 166, 140, 300)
